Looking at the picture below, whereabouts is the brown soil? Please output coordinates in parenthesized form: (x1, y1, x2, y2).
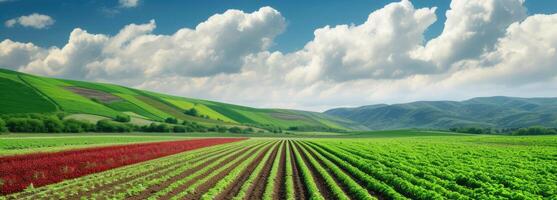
(275, 141, 287, 199)
(215, 142, 280, 200)
(66, 86, 121, 103)
(242, 141, 283, 200)
(293, 141, 335, 199)
(288, 141, 307, 200)
(180, 144, 271, 200)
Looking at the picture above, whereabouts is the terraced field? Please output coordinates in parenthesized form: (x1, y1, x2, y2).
(2, 135, 556, 199)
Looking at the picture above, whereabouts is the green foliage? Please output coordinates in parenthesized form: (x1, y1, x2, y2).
(512, 126, 557, 135)
(114, 115, 131, 123)
(165, 117, 178, 124)
(228, 126, 242, 133)
(6, 118, 45, 132)
(96, 120, 133, 132)
(0, 118, 8, 132)
(62, 119, 96, 133)
(183, 108, 198, 117)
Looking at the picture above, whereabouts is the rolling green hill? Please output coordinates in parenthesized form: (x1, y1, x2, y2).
(0, 68, 364, 131)
(325, 96, 557, 130)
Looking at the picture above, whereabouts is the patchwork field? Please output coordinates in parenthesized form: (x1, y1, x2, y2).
(1, 133, 556, 199)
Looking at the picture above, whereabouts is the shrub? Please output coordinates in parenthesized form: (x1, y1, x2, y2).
(96, 120, 132, 132)
(228, 126, 242, 133)
(63, 119, 95, 133)
(165, 117, 178, 124)
(43, 116, 64, 133)
(6, 118, 44, 132)
(0, 118, 7, 132)
(173, 126, 186, 133)
(184, 108, 198, 117)
(114, 115, 131, 123)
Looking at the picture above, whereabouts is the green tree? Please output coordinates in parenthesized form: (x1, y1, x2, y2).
(184, 108, 198, 117)
(0, 118, 7, 132)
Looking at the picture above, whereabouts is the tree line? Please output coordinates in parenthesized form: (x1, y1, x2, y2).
(448, 126, 557, 135)
(0, 113, 257, 134)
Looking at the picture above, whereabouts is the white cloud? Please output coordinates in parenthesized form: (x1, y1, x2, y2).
(283, 0, 438, 82)
(4, 13, 55, 29)
(1, 1, 557, 111)
(119, 0, 139, 8)
(415, 0, 527, 68)
(17, 7, 285, 83)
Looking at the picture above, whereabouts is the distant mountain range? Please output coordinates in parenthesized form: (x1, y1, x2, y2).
(325, 96, 557, 130)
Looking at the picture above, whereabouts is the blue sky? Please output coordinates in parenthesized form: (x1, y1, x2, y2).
(1, 0, 557, 111)
(2, 0, 556, 52)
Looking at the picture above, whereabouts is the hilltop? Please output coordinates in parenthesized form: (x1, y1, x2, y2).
(0, 68, 365, 132)
(326, 96, 557, 130)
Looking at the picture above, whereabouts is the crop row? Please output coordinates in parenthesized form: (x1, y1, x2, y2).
(5, 137, 555, 199)
(0, 138, 245, 195)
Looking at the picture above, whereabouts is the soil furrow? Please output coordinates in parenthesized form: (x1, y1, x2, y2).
(244, 141, 283, 200)
(293, 141, 335, 199)
(215, 141, 280, 200)
(288, 140, 307, 200)
(182, 144, 272, 200)
(275, 140, 287, 199)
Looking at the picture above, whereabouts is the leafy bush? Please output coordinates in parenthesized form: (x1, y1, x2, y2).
(165, 117, 178, 124)
(228, 126, 242, 133)
(0, 118, 7, 132)
(96, 120, 132, 132)
(63, 119, 96, 133)
(43, 116, 64, 133)
(6, 118, 44, 132)
(184, 108, 198, 117)
(512, 126, 557, 135)
(114, 115, 131, 123)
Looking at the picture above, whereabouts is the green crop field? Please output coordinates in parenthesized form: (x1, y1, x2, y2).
(2, 132, 556, 199)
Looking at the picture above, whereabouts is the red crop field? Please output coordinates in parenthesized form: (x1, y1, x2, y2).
(0, 138, 245, 195)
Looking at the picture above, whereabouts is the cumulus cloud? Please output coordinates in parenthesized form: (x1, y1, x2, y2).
(119, 0, 139, 8)
(415, 0, 527, 68)
(282, 0, 437, 82)
(1, 0, 557, 111)
(15, 7, 285, 83)
(4, 13, 55, 29)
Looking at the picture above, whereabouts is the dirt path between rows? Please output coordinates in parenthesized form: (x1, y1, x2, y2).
(275, 141, 287, 199)
(182, 144, 272, 200)
(233, 140, 278, 200)
(294, 141, 335, 199)
(215, 141, 280, 200)
(289, 141, 307, 200)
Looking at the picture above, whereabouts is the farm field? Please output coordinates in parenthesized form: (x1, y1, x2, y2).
(1, 133, 556, 199)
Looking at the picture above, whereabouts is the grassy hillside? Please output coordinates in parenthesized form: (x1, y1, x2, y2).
(0, 68, 363, 131)
(326, 96, 557, 130)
